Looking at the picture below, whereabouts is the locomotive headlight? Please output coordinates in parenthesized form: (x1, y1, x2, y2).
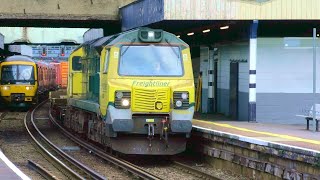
(148, 31, 155, 38)
(173, 91, 189, 109)
(116, 91, 123, 99)
(26, 86, 33, 90)
(3, 86, 10, 90)
(121, 99, 130, 107)
(114, 91, 131, 109)
(181, 93, 188, 100)
(175, 100, 182, 107)
(138, 29, 163, 42)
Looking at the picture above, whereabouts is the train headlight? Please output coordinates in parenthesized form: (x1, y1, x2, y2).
(121, 99, 130, 107)
(115, 91, 131, 109)
(175, 100, 182, 107)
(138, 28, 163, 42)
(148, 31, 155, 39)
(26, 86, 33, 90)
(181, 93, 188, 100)
(173, 91, 189, 109)
(3, 86, 10, 90)
(116, 92, 123, 99)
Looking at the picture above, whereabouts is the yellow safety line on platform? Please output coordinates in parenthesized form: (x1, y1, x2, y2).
(194, 120, 320, 145)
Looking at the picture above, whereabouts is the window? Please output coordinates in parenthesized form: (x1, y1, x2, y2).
(119, 45, 183, 76)
(103, 50, 110, 73)
(1, 65, 35, 85)
(72, 56, 82, 71)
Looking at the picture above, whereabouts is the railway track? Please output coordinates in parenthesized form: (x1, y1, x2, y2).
(49, 108, 163, 180)
(49, 107, 225, 180)
(172, 161, 221, 180)
(0, 101, 233, 179)
(27, 160, 57, 180)
(25, 100, 106, 180)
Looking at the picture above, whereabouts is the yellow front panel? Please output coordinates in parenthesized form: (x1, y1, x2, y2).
(132, 87, 170, 113)
(0, 85, 36, 97)
(105, 46, 195, 114)
(0, 61, 37, 102)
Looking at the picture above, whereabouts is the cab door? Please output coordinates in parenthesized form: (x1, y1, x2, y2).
(68, 48, 83, 97)
(99, 47, 110, 116)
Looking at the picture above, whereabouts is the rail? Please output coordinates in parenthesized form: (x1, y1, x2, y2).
(25, 100, 106, 180)
(49, 108, 162, 180)
(27, 160, 57, 180)
(172, 161, 222, 180)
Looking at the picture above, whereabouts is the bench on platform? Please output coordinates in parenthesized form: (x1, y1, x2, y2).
(296, 104, 320, 131)
(305, 117, 319, 131)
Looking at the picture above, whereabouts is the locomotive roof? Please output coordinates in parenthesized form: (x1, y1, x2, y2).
(4, 55, 35, 62)
(3, 55, 54, 68)
(76, 28, 189, 54)
(104, 28, 187, 47)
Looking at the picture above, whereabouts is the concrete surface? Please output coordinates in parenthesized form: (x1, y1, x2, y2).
(0, 0, 135, 20)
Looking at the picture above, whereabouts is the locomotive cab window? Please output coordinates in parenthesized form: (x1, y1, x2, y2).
(1, 65, 35, 85)
(72, 56, 82, 71)
(119, 45, 183, 76)
(103, 49, 110, 74)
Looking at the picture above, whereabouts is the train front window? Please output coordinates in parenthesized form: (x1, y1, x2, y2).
(1, 65, 35, 85)
(119, 45, 183, 76)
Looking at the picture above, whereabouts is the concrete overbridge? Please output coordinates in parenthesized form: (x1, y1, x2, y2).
(0, 0, 135, 31)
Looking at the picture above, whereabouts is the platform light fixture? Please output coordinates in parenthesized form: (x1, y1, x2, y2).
(203, 29, 211, 33)
(187, 32, 194, 36)
(220, 25, 229, 30)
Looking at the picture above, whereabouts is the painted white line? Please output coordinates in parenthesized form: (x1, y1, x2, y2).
(0, 150, 31, 180)
(192, 125, 320, 154)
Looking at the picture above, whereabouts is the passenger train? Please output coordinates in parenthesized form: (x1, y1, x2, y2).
(57, 28, 195, 155)
(0, 55, 57, 107)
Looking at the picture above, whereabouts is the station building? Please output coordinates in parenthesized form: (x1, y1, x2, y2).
(120, 0, 320, 124)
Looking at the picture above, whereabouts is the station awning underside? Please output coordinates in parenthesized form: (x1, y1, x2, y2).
(129, 20, 320, 48)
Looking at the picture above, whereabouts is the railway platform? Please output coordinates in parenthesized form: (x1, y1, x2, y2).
(192, 114, 320, 153)
(191, 114, 320, 178)
(0, 149, 30, 180)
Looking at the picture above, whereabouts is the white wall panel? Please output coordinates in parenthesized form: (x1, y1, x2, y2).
(217, 43, 249, 92)
(0, 33, 4, 49)
(257, 38, 320, 93)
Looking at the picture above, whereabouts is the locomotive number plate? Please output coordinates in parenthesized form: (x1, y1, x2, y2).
(146, 119, 154, 123)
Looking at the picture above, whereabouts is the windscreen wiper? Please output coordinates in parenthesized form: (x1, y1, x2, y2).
(165, 38, 179, 58)
(121, 38, 136, 57)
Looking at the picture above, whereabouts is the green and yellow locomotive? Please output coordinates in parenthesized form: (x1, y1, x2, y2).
(65, 28, 194, 155)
